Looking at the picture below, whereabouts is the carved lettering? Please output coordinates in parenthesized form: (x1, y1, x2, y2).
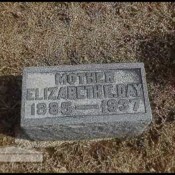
(67, 86, 76, 100)
(77, 73, 86, 84)
(57, 87, 67, 100)
(77, 86, 86, 99)
(85, 85, 94, 99)
(96, 72, 104, 83)
(117, 84, 126, 98)
(105, 72, 115, 83)
(35, 88, 43, 100)
(93, 85, 103, 98)
(26, 89, 35, 100)
(133, 84, 142, 97)
(44, 88, 48, 100)
(127, 84, 136, 97)
(103, 84, 114, 98)
(67, 73, 77, 85)
(86, 72, 96, 84)
(55, 73, 67, 85)
(48, 87, 57, 100)
(25, 69, 146, 118)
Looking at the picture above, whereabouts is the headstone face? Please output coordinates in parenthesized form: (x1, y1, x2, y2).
(20, 63, 152, 141)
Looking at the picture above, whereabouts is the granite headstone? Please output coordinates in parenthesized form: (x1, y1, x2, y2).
(20, 63, 152, 141)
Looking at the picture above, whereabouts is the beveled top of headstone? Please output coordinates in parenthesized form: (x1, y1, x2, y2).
(20, 63, 152, 141)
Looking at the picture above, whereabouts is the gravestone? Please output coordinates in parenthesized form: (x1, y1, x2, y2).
(20, 63, 152, 141)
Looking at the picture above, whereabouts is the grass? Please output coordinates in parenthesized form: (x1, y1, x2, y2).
(0, 2, 175, 173)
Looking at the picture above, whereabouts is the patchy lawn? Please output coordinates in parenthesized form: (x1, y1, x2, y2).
(0, 2, 175, 173)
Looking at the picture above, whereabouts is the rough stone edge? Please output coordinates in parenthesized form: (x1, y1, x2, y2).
(15, 130, 113, 148)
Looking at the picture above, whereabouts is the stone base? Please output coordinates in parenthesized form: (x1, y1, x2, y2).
(15, 127, 113, 148)
(15, 119, 151, 148)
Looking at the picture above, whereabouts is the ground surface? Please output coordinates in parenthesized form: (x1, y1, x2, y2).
(0, 2, 175, 173)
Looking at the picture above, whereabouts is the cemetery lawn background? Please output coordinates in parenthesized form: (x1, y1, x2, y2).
(0, 2, 175, 173)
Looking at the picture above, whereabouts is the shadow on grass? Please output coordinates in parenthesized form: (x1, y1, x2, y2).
(137, 33, 175, 85)
(0, 75, 22, 138)
(136, 33, 175, 127)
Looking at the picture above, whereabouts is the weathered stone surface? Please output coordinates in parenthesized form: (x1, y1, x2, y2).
(0, 146, 43, 162)
(20, 63, 152, 141)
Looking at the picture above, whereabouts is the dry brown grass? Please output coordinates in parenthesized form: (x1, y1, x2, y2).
(0, 2, 175, 173)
